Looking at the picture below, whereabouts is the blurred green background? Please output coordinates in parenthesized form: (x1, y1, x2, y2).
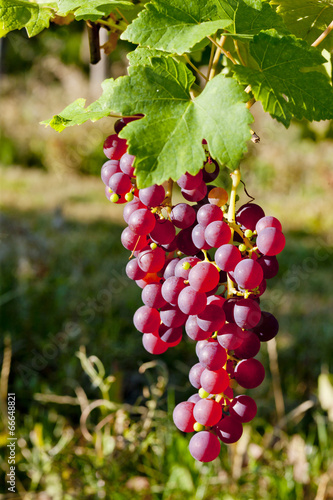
(0, 23, 333, 500)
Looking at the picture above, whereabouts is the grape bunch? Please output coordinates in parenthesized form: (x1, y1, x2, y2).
(101, 120, 285, 463)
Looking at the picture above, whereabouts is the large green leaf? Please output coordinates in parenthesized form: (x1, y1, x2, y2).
(215, 0, 288, 37)
(121, 0, 232, 54)
(271, 0, 333, 50)
(110, 57, 252, 187)
(57, 0, 133, 21)
(0, 0, 54, 37)
(233, 32, 333, 127)
(42, 79, 116, 131)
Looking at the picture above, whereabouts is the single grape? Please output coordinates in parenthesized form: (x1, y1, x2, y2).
(256, 227, 286, 256)
(133, 305, 160, 333)
(121, 227, 147, 251)
(222, 298, 240, 322)
(189, 362, 205, 389)
(233, 331, 261, 359)
(126, 258, 147, 281)
(193, 398, 222, 426)
(114, 116, 142, 134)
(109, 172, 132, 195)
(252, 311, 279, 342)
(119, 153, 135, 177)
(170, 203, 196, 229)
(229, 395, 257, 423)
(214, 416, 243, 444)
(257, 255, 279, 279)
(198, 341, 227, 371)
(215, 244, 242, 272)
(200, 367, 229, 394)
(160, 304, 187, 328)
(142, 333, 168, 354)
(234, 358, 265, 389)
(139, 184, 165, 207)
(141, 283, 167, 309)
(217, 322, 245, 350)
(197, 204, 223, 228)
(196, 304, 226, 332)
(235, 203, 265, 230)
(256, 216, 282, 233)
(233, 298, 261, 329)
(233, 259, 264, 290)
(161, 276, 186, 306)
(173, 402, 196, 432)
(205, 221, 232, 248)
(189, 262, 220, 293)
(150, 218, 176, 245)
(103, 134, 127, 160)
(208, 187, 228, 207)
(202, 160, 219, 183)
(189, 431, 221, 462)
(178, 286, 207, 315)
(128, 208, 156, 235)
(137, 246, 165, 273)
(177, 170, 203, 190)
(185, 316, 212, 341)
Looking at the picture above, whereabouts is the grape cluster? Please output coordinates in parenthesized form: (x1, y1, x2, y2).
(101, 121, 285, 463)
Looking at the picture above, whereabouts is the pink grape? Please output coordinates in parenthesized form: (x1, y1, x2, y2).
(256, 216, 282, 233)
(101, 160, 121, 185)
(192, 224, 211, 250)
(233, 331, 261, 359)
(233, 298, 261, 329)
(128, 208, 156, 235)
(161, 276, 186, 306)
(207, 295, 225, 308)
(217, 322, 245, 350)
(193, 398, 222, 426)
(141, 283, 166, 309)
(198, 342, 227, 370)
(189, 362, 205, 388)
(177, 170, 203, 190)
(139, 184, 165, 207)
(126, 258, 147, 280)
(181, 181, 207, 202)
(123, 198, 144, 224)
(137, 246, 165, 273)
(150, 218, 176, 245)
(197, 204, 223, 227)
(189, 431, 221, 462)
(109, 172, 132, 195)
(173, 402, 196, 432)
(163, 258, 180, 279)
(178, 286, 207, 315)
(215, 244, 242, 272)
(119, 153, 135, 177)
(142, 333, 168, 354)
(257, 227, 286, 256)
(121, 227, 147, 251)
(200, 368, 229, 394)
(205, 221, 232, 248)
(175, 257, 200, 280)
(158, 324, 182, 346)
(134, 306, 160, 333)
(233, 259, 264, 290)
(188, 262, 220, 293)
(196, 304, 226, 332)
(160, 304, 187, 328)
(170, 203, 196, 229)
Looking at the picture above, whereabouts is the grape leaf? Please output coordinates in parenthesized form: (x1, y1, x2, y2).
(233, 32, 333, 127)
(42, 79, 116, 131)
(121, 0, 232, 54)
(214, 0, 288, 37)
(0, 0, 55, 37)
(57, 0, 133, 21)
(127, 47, 173, 66)
(270, 0, 333, 50)
(110, 57, 252, 187)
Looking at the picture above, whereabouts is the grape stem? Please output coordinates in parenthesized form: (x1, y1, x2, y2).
(227, 169, 241, 298)
(164, 179, 173, 208)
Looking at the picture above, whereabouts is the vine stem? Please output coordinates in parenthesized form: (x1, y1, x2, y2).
(183, 55, 208, 81)
(208, 35, 226, 80)
(207, 35, 238, 65)
(311, 20, 333, 47)
(227, 169, 241, 298)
